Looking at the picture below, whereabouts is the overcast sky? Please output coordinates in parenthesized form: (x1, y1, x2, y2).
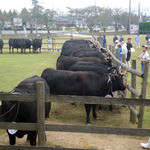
(0, 0, 149, 15)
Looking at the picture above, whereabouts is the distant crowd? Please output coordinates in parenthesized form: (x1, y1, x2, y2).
(97, 34, 150, 73)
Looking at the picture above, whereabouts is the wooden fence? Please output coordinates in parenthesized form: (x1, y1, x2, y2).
(0, 36, 150, 149)
(1, 81, 150, 150)
(1, 36, 92, 53)
(92, 36, 149, 128)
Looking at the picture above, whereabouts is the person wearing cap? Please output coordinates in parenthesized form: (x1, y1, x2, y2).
(117, 42, 122, 61)
(126, 38, 132, 67)
(113, 35, 118, 45)
(135, 34, 140, 49)
(138, 45, 150, 73)
(120, 35, 124, 42)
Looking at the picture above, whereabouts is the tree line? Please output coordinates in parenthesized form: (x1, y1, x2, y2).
(0, 0, 149, 34)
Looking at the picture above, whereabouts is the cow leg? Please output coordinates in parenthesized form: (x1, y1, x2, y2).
(85, 104, 92, 124)
(9, 47, 11, 54)
(92, 104, 97, 119)
(109, 105, 113, 111)
(8, 133, 16, 145)
(30, 131, 37, 146)
(17, 48, 18, 53)
(98, 104, 102, 111)
(12, 48, 14, 54)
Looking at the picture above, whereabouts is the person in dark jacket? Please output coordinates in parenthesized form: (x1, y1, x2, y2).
(146, 35, 150, 48)
(113, 35, 118, 45)
(103, 35, 107, 48)
(126, 38, 132, 67)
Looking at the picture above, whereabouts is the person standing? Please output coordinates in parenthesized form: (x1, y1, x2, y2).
(135, 34, 140, 49)
(47, 36, 51, 51)
(103, 35, 107, 48)
(126, 38, 133, 67)
(117, 43, 122, 61)
(138, 45, 150, 73)
(113, 35, 118, 45)
(120, 35, 124, 42)
(97, 34, 103, 47)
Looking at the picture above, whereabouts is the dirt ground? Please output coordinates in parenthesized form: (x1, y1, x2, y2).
(0, 129, 148, 150)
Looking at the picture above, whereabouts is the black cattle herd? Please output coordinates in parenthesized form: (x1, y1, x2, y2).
(0, 39, 126, 146)
(0, 38, 42, 54)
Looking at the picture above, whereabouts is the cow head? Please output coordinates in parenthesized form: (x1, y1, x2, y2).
(111, 74, 126, 92)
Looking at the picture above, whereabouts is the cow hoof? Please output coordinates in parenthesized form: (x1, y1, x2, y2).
(95, 117, 99, 120)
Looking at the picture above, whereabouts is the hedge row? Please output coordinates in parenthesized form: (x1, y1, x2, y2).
(139, 22, 150, 34)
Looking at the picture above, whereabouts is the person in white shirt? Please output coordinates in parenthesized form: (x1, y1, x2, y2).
(121, 41, 127, 57)
(138, 45, 150, 73)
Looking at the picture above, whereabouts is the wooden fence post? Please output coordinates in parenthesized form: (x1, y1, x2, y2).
(36, 81, 46, 146)
(138, 62, 149, 128)
(109, 45, 112, 52)
(112, 46, 116, 67)
(130, 60, 137, 124)
(115, 48, 120, 71)
(121, 54, 126, 73)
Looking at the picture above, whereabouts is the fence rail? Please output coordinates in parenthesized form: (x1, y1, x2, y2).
(0, 36, 92, 53)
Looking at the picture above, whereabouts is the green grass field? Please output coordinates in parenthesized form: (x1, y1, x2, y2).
(0, 34, 150, 133)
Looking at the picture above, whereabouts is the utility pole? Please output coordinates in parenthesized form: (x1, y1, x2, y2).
(33, 0, 38, 36)
(129, 0, 131, 34)
(138, 2, 140, 33)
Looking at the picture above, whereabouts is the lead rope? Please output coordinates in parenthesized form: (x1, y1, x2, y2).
(0, 103, 16, 119)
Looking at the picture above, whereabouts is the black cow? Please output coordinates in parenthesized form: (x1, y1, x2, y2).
(9, 38, 31, 53)
(0, 39, 4, 54)
(56, 55, 109, 70)
(0, 76, 51, 146)
(60, 40, 112, 66)
(69, 61, 117, 74)
(41, 68, 126, 124)
(69, 61, 122, 111)
(32, 38, 42, 53)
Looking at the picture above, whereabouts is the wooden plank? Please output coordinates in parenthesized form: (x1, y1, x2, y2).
(115, 48, 120, 70)
(45, 95, 150, 106)
(138, 62, 150, 128)
(127, 85, 141, 97)
(0, 93, 36, 102)
(0, 122, 37, 130)
(36, 82, 46, 146)
(1, 93, 150, 107)
(45, 124, 150, 136)
(0, 145, 90, 150)
(128, 106, 139, 117)
(130, 60, 137, 123)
